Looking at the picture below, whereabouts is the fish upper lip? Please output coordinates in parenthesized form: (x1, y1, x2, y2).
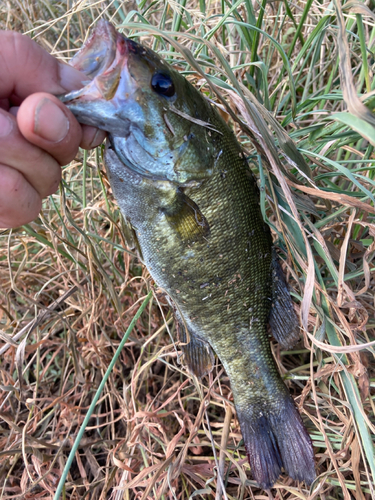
(62, 21, 140, 105)
(69, 20, 124, 78)
(68, 20, 117, 79)
(60, 24, 141, 137)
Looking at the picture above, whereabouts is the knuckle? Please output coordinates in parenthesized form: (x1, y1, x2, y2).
(0, 166, 41, 227)
(2, 164, 25, 194)
(20, 147, 61, 197)
(0, 31, 45, 96)
(27, 145, 49, 170)
(37, 168, 61, 198)
(0, 30, 24, 50)
(0, 31, 29, 70)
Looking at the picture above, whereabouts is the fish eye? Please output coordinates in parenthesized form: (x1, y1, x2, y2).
(151, 73, 175, 97)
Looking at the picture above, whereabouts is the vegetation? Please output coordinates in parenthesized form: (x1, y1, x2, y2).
(0, 0, 374, 498)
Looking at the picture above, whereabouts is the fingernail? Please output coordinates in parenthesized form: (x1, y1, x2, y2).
(0, 111, 14, 138)
(34, 98, 69, 142)
(58, 61, 85, 91)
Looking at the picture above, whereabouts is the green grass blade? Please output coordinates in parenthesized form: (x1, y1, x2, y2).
(332, 112, 375, 147)
(53, 290, 153, 500)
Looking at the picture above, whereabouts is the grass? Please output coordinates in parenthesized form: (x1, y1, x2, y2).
(0, 0, 375, 498)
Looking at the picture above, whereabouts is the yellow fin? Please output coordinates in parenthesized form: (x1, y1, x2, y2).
(164, 190, 209, 244)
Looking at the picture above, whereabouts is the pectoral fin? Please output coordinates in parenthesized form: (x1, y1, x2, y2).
(163, 190, 210, 244)
(176, 318, 214, 378)
(269, 250, 300, 349)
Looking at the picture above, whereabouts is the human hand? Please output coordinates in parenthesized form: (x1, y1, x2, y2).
(0, 31, 106, 228)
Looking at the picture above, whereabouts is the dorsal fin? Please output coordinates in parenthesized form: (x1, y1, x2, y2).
(269, 251, 300, 349)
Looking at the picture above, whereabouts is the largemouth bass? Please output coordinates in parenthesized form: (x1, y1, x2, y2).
(62, 21, 315, 489)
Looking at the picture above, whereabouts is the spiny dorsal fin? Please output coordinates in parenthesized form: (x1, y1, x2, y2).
(269, 250, 300, 349)
(176, 318, 214, 378)
(163, 190, 210, 244)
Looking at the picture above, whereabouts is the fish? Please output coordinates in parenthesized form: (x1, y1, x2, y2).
(61, 20, 316, 489)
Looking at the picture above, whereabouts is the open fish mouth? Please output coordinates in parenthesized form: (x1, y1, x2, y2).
(60, 20, 143, 138)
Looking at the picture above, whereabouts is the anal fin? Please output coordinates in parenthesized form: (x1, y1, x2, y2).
(269, 250, 300, 349)
(176, 318, 214, 378)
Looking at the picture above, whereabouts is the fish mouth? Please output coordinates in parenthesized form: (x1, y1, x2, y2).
(60, 20, 142, 137)
(68, 20, 118, 79)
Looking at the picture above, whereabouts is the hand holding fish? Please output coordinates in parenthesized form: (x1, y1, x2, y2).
(0, 30, 105, 228)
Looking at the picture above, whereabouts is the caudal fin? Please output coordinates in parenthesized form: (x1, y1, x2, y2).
(238, 396, 315, 489)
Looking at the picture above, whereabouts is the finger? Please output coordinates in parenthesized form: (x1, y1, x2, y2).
(0, 31, 85, 100)
(80, 126, 107, 150)
(0, 99, 9, 111)
(0, 31, 106, 150)
(0, 108, 61, 198)
(17, 93, 83, 165)
(11, 103, 106, 150)
(0, 164, 41, 229)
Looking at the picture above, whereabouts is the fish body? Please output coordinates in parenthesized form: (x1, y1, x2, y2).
(62, 21, 315, 489)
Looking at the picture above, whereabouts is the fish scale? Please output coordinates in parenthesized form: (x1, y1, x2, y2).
(62, 20, 316, 489)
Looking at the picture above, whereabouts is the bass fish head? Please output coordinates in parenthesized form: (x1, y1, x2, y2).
(62, 20, 219, 184)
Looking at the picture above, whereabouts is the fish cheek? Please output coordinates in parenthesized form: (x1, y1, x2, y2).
(162, 190, 210, 244)
(173, 131, 216, 180)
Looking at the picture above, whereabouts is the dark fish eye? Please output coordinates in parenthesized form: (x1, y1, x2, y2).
(151, 73, 175, 97)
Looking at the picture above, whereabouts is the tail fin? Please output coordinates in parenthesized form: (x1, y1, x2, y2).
(238, 396, 315, 489)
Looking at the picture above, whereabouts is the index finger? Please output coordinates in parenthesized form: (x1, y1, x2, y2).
(0, 30, 85, 102)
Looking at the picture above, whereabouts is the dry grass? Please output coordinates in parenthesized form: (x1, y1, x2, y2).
(0, 1, 374, 499)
